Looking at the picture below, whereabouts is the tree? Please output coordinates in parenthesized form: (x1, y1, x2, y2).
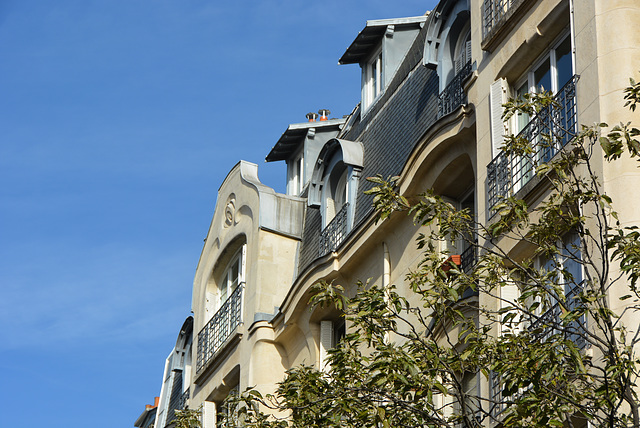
(171, 408, 202, 428)
(222, 77, 640, 427)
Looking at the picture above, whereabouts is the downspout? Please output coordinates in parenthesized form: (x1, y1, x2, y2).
(383, 242, 391, 343)
(569, 0, 576, 74)
(383, 242, 390, 288)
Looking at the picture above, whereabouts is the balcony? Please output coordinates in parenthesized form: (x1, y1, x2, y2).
(528, 281, 586, 349)
(319, 202, 349, 255)
(437, 61, 472, 119)
(487, 75, 578, 216)
(196, 283, 244, 374)
(178, 388, 189, 410)
(482, 0, 532, 50)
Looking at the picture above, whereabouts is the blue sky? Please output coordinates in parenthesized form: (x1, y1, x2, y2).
(0, 1, 436, 426)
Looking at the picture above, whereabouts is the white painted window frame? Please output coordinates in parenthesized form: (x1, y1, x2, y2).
(287, 150, 304, 196)
(218, 245, 246, 308)
(362, 46, 383, 111)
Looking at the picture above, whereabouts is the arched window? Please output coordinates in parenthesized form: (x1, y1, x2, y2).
(219, 249, 242, 305)
(309, 139, 364, 254)
(321, 154, 348, 227)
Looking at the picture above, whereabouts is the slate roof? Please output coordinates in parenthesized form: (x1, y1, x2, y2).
(298, 22, 441, 275)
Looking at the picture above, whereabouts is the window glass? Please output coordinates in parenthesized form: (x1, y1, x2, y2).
(562, 233, 582, 289)
(555, 36, 572, 90)
(534, 57, 552, 93)
(516, 82, 530, 132)
(219, 252, 241, 305)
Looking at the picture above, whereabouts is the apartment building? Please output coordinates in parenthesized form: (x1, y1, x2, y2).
(153, 0, 640, 426)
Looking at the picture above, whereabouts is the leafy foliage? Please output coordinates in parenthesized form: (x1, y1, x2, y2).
(171, 408, 202, 428)
(218, 76, 640, 427)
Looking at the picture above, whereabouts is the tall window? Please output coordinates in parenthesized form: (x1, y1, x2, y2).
(323, 161, 348, 226)
(364, 48, 383, 110)
(287, 153, 303, 196)
(508, 32, 574, 191)
(219, 249, 243, 306)
(513, 33, 572, 133)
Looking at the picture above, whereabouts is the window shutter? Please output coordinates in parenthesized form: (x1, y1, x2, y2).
(320, 320, 334, 370)
(442, 391, 454, 419)
(465, 40, 472, 65)
(434, 378, 454, 420)
(490, 78, 508, 158)
(455, 55, 462, 75)
(500, 281, 521, 334)
(240, 244, 246, 284)
(201, 401, 216, 428)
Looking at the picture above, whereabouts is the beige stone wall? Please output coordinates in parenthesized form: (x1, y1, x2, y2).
(190, 161, 300, 409)
(187, 1, 640, 424)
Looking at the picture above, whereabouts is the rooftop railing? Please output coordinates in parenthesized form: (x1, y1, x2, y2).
(196, 283, 244, 373)
(438, 61, 472, 119)
(319, 203, 349, 255)
(487, 75, 579, 216)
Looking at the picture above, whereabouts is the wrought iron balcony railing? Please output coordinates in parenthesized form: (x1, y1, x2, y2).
(178, 388, 189, 410)
(528, 281, 586, 349)
(482, 0, 527, 39)
(487, 75, 579, 216)
(319, 202, 349, 255)
(491, 281, 586, 417)
(460, 243, 477, 275)
(438, 61, 472, 118)
(196, 283, 244, 373)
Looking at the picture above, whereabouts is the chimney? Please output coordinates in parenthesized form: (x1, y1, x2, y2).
(318, 109, 330, 121)
(306, 112, 318, 122)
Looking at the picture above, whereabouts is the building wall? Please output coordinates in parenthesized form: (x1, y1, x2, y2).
(185, 0, 640, 425)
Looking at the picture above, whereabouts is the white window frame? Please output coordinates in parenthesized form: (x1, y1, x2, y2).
(287, 151, 304, 196)
(320, 153, 349, 228)
(218, 246, 245, 308)
(511, 31, 573, 133)
(363, 46, 383, 111)
(506, 31, 573, 192)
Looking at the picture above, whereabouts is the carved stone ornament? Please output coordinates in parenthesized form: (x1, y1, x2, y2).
(224, 198, 235, 228)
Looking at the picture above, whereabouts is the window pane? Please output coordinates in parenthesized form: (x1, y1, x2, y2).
(534, 57, 551, 93)
(372, 63, 378, 97)
(230, 259, 239, 290)
(516, 82, 530, 132)
(220, 272, 228, 302)
(562, 233, 582, 288)
(555, 36, 572, 90)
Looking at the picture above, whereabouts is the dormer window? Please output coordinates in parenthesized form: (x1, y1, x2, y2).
(309, 139, 364, 254)
(321, 155, 348, 227)
(266, 116, 346, 197)
(339, 16, 427, 115)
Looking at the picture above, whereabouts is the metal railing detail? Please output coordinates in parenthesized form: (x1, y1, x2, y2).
(460, 243, 477, 275)
(482, 0, 527, 39)
(319, 203, 349, 255)
(528, 281, 586, 349)
(196, 283, 244, 373)
(487, 75, 579, 215)
(438, 61, 472, 118)
(491, 281, 586, 417)
(178, 388, 189, 410)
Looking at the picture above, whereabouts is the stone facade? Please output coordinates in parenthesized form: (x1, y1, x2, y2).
(152, 1, 640, 427)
